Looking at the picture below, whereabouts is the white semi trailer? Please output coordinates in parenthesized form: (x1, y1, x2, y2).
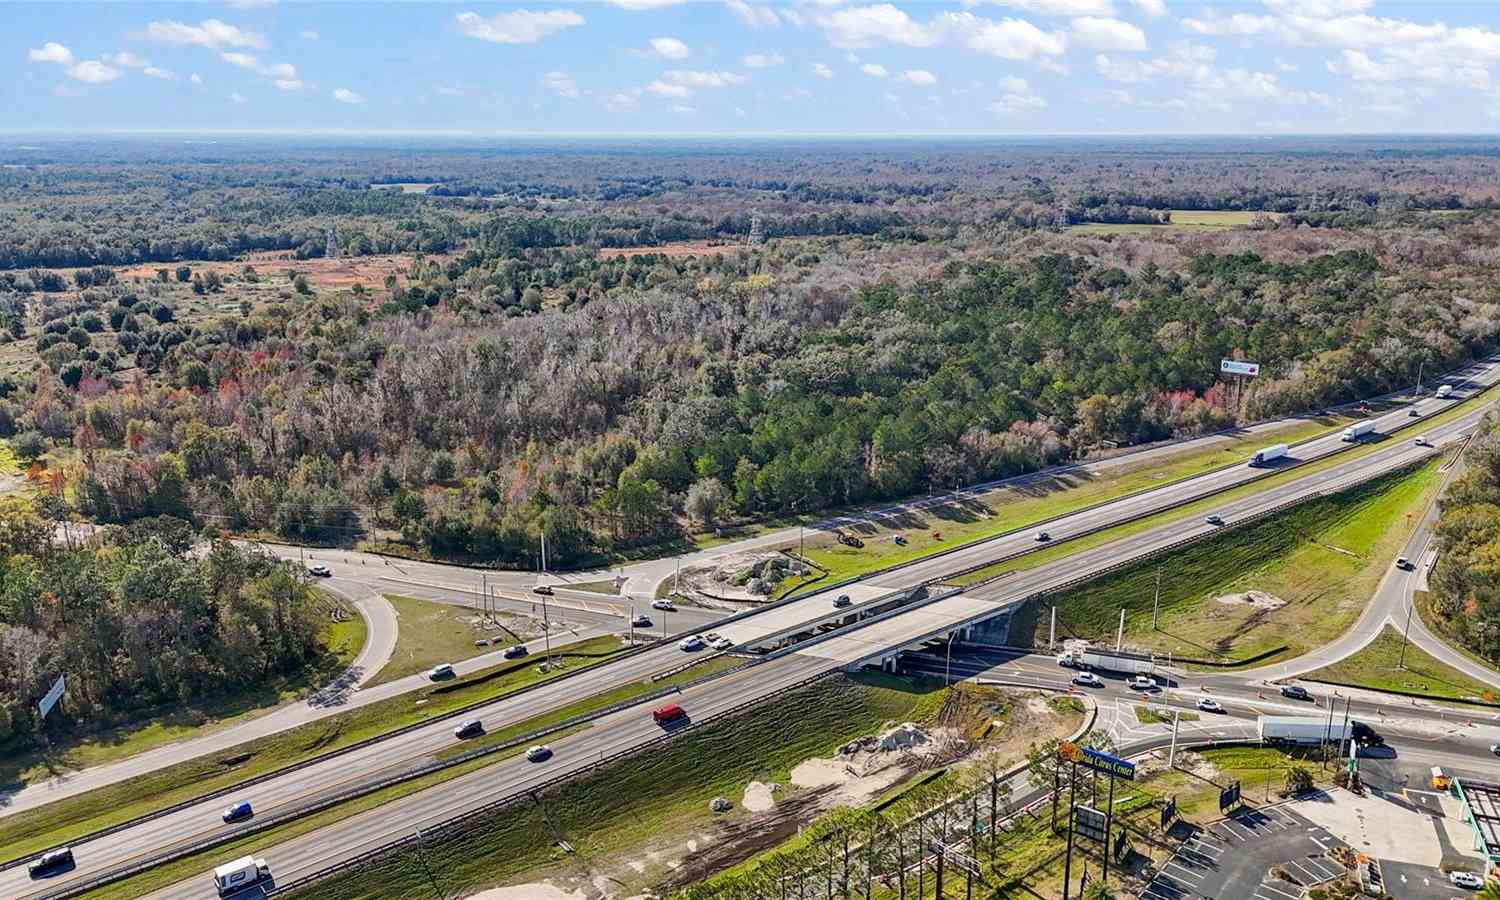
(1249, 444, 1289, 467)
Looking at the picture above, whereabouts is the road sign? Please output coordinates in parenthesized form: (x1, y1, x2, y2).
(1161, 795, 1177, 829)
(1113, 828, 1130, 861)
(38, 674, 65, 720)
(1218, 780, 1242, 813)
(1082, 748, 1137, 781)
(1074, 806, 1108, 843)
(1221, 359, 1261, 377)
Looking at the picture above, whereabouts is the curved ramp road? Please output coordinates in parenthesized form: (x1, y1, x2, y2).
(17, 375, 1500, 900)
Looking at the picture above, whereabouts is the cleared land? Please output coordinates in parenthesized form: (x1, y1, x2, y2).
(371, 593, 528, 686)
(0, 635, 625, 860)
(597, 239, 745, 259)
(1070, 210, 1279, 235)
(1305, 626, 1500, 703)
(113, 251, 436, 291)
(1013, 456, 1442, 667)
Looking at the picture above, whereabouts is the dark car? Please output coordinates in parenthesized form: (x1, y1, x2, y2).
(453, 719, 484, 739)
(222, 801, 254, 824)
(307, 564, 331, 577)
(28, 848, 75, 879)
(533, 585, 554, 596)
(503, 644, 529, 660)
(1281, 685, 1312, 701)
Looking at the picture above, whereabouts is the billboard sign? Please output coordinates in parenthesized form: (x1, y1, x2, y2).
(1161, 796, 1177, 829)
(1074, 806, 1108, 844)
(1083, 748, 1137, 781)
(38, 674, 65, 719)
(1218, 780, 1242, 813)
(1221, 359, 1261, 377)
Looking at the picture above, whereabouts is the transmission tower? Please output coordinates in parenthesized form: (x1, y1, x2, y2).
(747, 214, 765, 245)
(326, 223, 339, 259)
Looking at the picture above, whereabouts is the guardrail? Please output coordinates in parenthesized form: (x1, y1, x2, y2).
(32, 655, 764, 900)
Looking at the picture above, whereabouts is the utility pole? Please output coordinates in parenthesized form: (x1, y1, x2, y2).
(1116, 608, 1125, 653)
(1152, 569, 1162, 630)
(1050, 606, 1057, 649)
(541, 531, 548, 574)
(1322, 691, 1336, 769)
(1417, 359, 1426, 396)
(542, 594, 552, 667)
(945, 632, 956, 685)
(1399, 598, 1415, 669)
(628, 605, 634, 645)
(674, 556, 681, 596)
(1168, 709, 1181, 768)
(1339, 695, 1353, 759)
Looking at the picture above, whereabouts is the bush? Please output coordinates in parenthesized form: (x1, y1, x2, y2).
(11, 430, 48, 461)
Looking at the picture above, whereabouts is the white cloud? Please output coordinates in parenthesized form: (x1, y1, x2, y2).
(725, 0, 781, 28)
(275, 79, 304, 91)
(819, 4, 940, 49)
(455, 9, 585, 44)
(1131, 0, 1166, 18)
(634, 36, 691, 59)
(812, 62, 835, 78)
(143, 19, 266, 50)
(646, 80, 693, 98)
(541, 70, 581, 98)
(609, 0, 687, 7)
(105, 51, 149, 68)
(299, 29, 320, 40)
(898, 68, 938, 85)
(144, 66, 178, 80)
(1095, 41, 1214, 82)
(946, 13, 1069, 60)
(1274, 57, 1298, 72)
(668, 103, 697, 114)
(663, 69, 747, 88)
(67, 60, 122, 83)
(53, 83, 84, 98)
(220, 51, 260, 70)
(1104, 87, 1135, 103)
(28, 43, 74, 66)
(1071, 17, 1146, 51)
(602, 90, 640, 112)
(331, 87, 364, 104)
(190, 72, 203, 84)
(861, 62, 889, 77)
(1180, 13, 1278, 37)
(1264, 0, 1372, 16)
(735, 105, 748, 118)
(743, 51, 786, 68)
(225, 0, 277, 8)
(228, 92, 248, 103)
(990, 75, 1047, 112)
(969, 0, 1114, 16)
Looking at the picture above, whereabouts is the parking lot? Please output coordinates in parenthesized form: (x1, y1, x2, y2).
(1380, 860, 1476, 900)
(1141, 805, 1346, 900)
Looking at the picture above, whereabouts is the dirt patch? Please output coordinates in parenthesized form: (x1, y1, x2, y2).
(742, 781, 778, 813)
(114, 252, 445, 290)
(463, 884, 586, 900)
(680, 550, 812, 602)
(597, 240, 742, 259)
(1215, 590, 1287, 611)
(1135, 748, 1220, 782)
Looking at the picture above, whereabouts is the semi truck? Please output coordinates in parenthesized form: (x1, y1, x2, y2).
(1249, 444, 1289, 467)
(1057, 648, 1156, 675)
(1341, 421, 1377, 442)
(1436, 384, 1455, 399)
(1258, 715, 1380, 747)
(213, 856, 271, 897)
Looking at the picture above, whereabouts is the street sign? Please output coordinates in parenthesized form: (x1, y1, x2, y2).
(1161, 796, 1177, 829)
(1218, 780, 1242, 813)
(38, 674, 65, 720)
(1221, 359, 1261, 377)
(1113, 828, 1130, 861)
(1074, 806, 1108, 843)
(1082, 748, 1137, 781)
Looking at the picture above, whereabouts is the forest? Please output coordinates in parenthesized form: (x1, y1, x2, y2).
(1430, 415, 1500, 666)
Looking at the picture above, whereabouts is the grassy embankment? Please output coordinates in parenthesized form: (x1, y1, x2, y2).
(370, 593, 532, 686)
(1003, 454, 1444, 667)
(1306, 626, 1500, 703)
(0, 635, 626, 860)
(115, 673, 949, 900)
(772, 414, 1347, 598)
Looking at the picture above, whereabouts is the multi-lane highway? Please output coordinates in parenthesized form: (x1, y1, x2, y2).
(9, 359, 1500, 899)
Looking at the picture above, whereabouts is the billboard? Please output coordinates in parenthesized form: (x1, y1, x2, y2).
(1218, 780, 1242, 813)
(1082, 748, 1137, 781)
(1221, 359, 1261, 377)
(1161, 796, 1177, 829)
(1074, 806, 1108, 843)
(38, 674, 65, 719)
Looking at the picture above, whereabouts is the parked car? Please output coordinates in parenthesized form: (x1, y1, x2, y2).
(1072, 672, 1102, 688)
(1281, 685, 1312, 701)
(630, 614, 652, 628)
(653, 703, 687, 726)
(652, 599, 677, 611)
(1128, 675, 1156, 691)
(428, 663, 455, 681)
(1448, 872, 1484, 889)
(525, 745, 552, 762)
(307, 564, 331, 577)
(1196, 698, 1224, 713)
(533, 585, 554, 596)
(221, 801, 254, 824)
(1035, 531, 1051, 542)
(710, 636, 734, 651)
(503, 644, 529, 660)
(453, 719, 484, 739)
(678, 636, 705, 652)
(1204, 515, 1224, 526)
(27, 848, 74, 879)
(1396, 557, 1415, 571)
(833, 594, 853, 608)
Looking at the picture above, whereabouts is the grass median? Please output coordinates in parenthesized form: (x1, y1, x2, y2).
(1305, 626, 1500, 704)
(0, 635, 627, 861)
(369, 593, 532, 686)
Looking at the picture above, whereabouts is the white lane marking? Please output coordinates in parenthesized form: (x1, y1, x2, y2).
(1165, 864, 1204, 882)
(1257, 881, 1302, 900)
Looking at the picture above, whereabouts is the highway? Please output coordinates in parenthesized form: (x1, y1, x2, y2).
(9, 361, 1500, 898)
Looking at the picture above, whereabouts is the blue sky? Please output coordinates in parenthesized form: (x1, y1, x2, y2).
(3, 0, 1498, 134)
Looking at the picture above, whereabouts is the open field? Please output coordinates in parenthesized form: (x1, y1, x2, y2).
(113, 251, 436, 290)
(0, 635, 626, 860)
(1069, 209, 1279, 235)
(779, 414, 1348, 598)
(1306, 626, 1500, 703)
(371, 593, 526, 686)
(597, 239, 745, 259)
(1011, 456, 1442, 667)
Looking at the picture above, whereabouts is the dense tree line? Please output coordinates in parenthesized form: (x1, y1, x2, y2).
(0, 514, 334, 750)
(1430, 415, 1500, 665)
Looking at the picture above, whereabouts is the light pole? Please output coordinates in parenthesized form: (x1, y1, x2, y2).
(1151, 569, 1162, 631)
(1398, 598, 1415, 670)
(945, 632, 956, 685)
(1416, 359, 1426, 396)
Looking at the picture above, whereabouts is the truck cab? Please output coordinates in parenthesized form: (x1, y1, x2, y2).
(214, 855, 271, 896)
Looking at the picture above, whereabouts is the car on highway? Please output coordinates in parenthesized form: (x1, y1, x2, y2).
(630, 614, 652, 627)
(1204, 514, 1224, 526)
(710, 636, 734, 650)
(307, 564, 332, 577)
(1128, 675, 1157, 691)
(503, 644, 529, 660)
(833, 594, 853, 608)
(221, 801, 254, 824)
(27, 847, 75, 879)
(525, 744, 552, 762)
(428, 663, 455, 680)
(1196, 697, 1224, 713)
(1396, 557, 1415, 571)
(1408, 407, 1420, 417)
(1035, 531, 1051, 542)
(453, 719, 484, 739)
(652, 599, 677, 611)
(678, 635, 705, 652)
(653, 703, 687, 726)
(533, 585, 554, 596)
(1491, 743, 1500, 755)
(1414, 435, 1430, 447)
(1448, 872, 1484, 889)
(1280, 685, 1312, 701)
(1072, 672, 1102, 688)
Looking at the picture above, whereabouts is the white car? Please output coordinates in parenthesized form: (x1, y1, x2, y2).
(652, 599, 677, 612)
(1414, 435, 1430, 447)
(710, 636, 734, 651)
(1490, 743, 1500, 755)
(307, 564, 331, 577)
(1448, 872, 1484, 889)
(1196, 697, 1224, 713)
(678, 636, 705, 652)
(1128, 675, 1156, 691)
(1204, 515, 1224, 526)
(525, 745, 552, 762)
(1072, 672, 1102, 688)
